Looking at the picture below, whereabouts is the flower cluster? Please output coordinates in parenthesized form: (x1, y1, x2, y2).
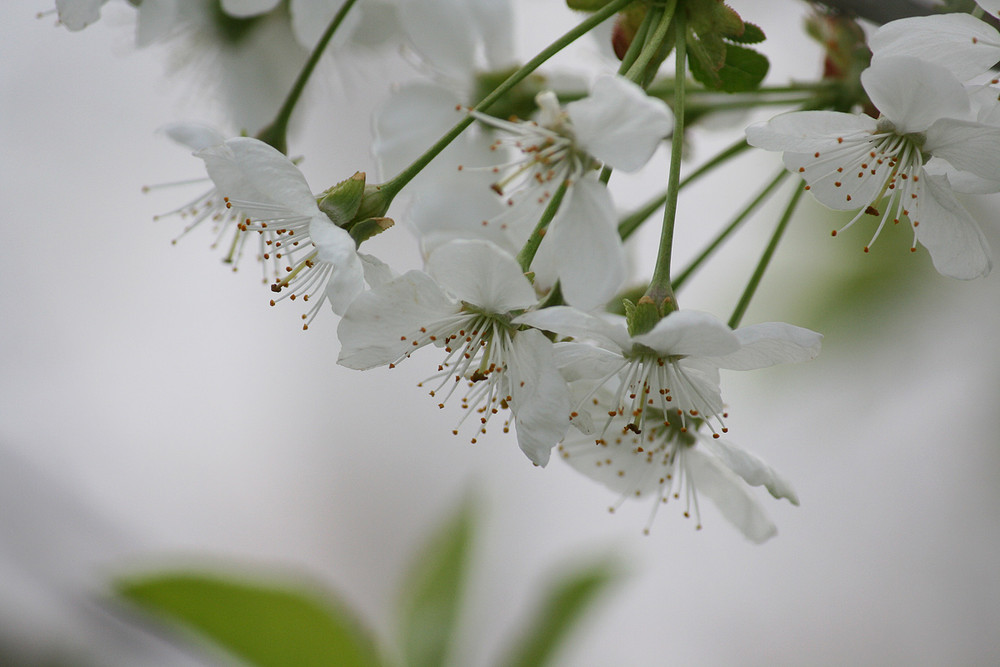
(88, 0, 1000, 540)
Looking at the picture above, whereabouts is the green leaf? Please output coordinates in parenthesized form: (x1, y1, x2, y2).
(729, 21, 765, 44)
(565, 0, 615, 10)
(398, 500, 476, 667)
(715, 43, 770, 93)
(499, 560, 620, 667)
(117, 571, 382, 667)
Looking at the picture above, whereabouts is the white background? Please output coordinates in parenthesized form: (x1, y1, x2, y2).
(3, 1, 1000, 665)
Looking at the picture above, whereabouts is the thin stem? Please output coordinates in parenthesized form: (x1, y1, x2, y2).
(619, 138, 750, 240)
(618, 5, 657, 75)
(728, 183, 804, 329)
(642, 9, 685, 315)
(624, 0, 677, 83)
(517, 181, 569, 273)
(672, 169, 787, 292)
(380, 0, 637, 201)
(255, 0, 359, 153)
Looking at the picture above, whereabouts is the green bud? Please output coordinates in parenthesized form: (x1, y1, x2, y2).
(317, 171, 366, 226)
(354, 182, 394, 223)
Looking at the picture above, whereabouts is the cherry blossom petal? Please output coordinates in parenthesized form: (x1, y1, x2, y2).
(197, 138, 319, 218)
(426, 240, 536, 313)
(514, 307, 632, 352)
(161, 123, 226, 152)
(979, 0, 1000, 17)
(870, 14, 1000, 82)
(782, 150, 891, 212)
(540, 178, 625, 311)
(708, 323, 822, 371)
(290, 0, 360, 49)
(745, 111, 876, 153)
(552, 342, 626, 382)
(508, 329, 572, 466)
(631, 310, 740, 358)
(371, 81, 464, 180)
(924, 118, 1000, 183)
(55, 0, 106, 30)
(912, 174, 992, 279)
(359, 253, 395, 289)
(699, 438, 800, 505)
(220, 0, 280, 18)
(567, 75, 672, 172)
(862, 57, 969, 134)
(685, 449, 778, 544)
(337, 271, 460, 370)
(310, 218, 366, 315)
(399, 0, 478, 80)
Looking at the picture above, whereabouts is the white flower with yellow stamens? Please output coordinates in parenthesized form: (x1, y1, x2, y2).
(197, 137, 375, 327)
(337, 239, 571, 466)
(746, 56, 1000, 279)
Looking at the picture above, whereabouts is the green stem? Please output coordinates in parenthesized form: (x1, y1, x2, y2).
(618, 5, 656, 75)
(380, 0, 638, 201)
(517, 180, 569, 273)
(727, 183, 804, 329)
(255, 0, 359, 153)
(624, 0, 677, 84)
(618, 137, 749, 240)
(642, 9, 685, 315)
(672, 170, 787, 292)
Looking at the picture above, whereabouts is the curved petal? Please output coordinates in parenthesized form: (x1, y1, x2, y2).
(862, 57, 969, 134)
(709, 323, 822, 371)
(699, 438, 799, 505)
(632, 310, 740, 358)
(135, 0, 178, 47)
(783, 148, 891, 212)
(426, 240, 536, 313)
(542, 179, 626, 311)
(469, 0, 516, 69)
(552, 342, 626, 382)
(685, 448, 778, 544)
(56, 0, 106, 31)
(310, 217, 366, 315)
(359, 252, 395, 289)
(337, 271, 459, 370)
(508, 329, 572, 467)
(745, 111, 876, 153)
(870, 14, 1000, 81)
(514, 306, 631, 352)
(912, 174, 992, 279)
(925, 118, 1000, 183)
(400, 0, 477, 80)
(161, 123, 226, 152)
(196, 138, 319, 218)
(979, 0, 1000, 17)
(568, 75, 672, 172)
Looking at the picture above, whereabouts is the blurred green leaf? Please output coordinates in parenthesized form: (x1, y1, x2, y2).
(499, 560, 620, 667)
(714, 44, 769, 92)
(117, 571, 382, 667)
(729, 21, 765, 44)
(398, 500, 476, 667)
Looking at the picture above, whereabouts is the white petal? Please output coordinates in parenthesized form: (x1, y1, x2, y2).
(135, 0, 178, 46)
(925, 118, 1000, 183)
(337, 271, 459, 370)
(508, 329, 572, 467)
(862, 57, 969, 134)
(567, 75, 672, 172)
(196, 138, 319, 218)
(426, 240, 536, 313)
(220, 0, 280, 17)
(160, 123, 226, 152)
(870, 14, 1000, 81)
(408, 176, 515, 257)
(310, 217, 365, 315)
(552, 342, 626, 382)
(56, 0, 106, 30)
(400, 0, 477, 79)
(632, 310, 740, 358)
(359, 253, 395, 289)
(290, 0, 359, 49)
(699, 439, 799, 505)
(912, 174, 992, 279)
(979, 0, 1000, 17)
(468, 0, 516, 69)
(541, 179, 625, 311)
(514, 306, 631, 352)
(745, 111, 876, 153)
(709, 323, 822, 371)
(371, 81, 464, 181)
(783, 149, 890, 212)
(685, 448, 778, 544)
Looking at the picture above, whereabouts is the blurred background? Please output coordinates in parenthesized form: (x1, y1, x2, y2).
(3, 0, 1000, 664)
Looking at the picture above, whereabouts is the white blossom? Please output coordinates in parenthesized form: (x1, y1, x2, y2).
(515, 307, 821, 437)
(746, 56, 1000, 279)
(870, 13, 1000, 82)
(337, 240, 571, 466)
(197, 137, 374, 325)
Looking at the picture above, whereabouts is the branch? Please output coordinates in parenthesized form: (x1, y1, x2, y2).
(808, 0, 937, 24)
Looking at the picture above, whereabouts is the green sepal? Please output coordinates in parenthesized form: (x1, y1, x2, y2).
(626, 296, 661, 337)
(728, 21, 765, 44)
(317, 171, 366, 226)
(348, 217, 395, 245)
